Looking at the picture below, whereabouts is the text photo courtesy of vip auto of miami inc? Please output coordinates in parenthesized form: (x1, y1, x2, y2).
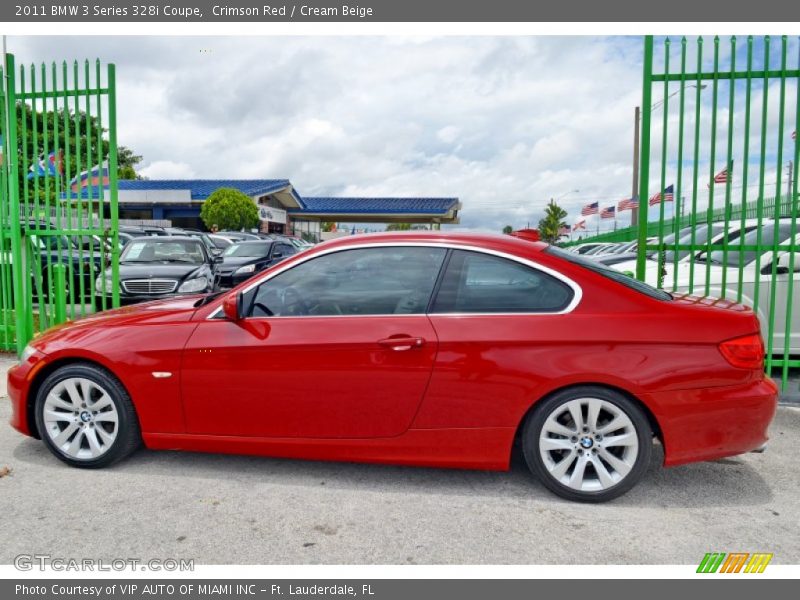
(0, 11, 799, 590)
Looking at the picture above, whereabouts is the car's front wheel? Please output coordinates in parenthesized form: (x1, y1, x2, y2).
(522, 386, 653, 503)
(34, 363, 141, 468)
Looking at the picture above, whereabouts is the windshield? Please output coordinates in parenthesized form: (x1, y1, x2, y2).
(223, 242, 271, 258)
(32, 234, 76, 251)
(121, 239, 206, 264)
(704, 221, 796, 268)
(546, 246, 672, 301)
(648, 226, 721, 262)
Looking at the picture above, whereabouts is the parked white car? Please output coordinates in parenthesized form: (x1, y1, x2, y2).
(670, 221, 800, 354)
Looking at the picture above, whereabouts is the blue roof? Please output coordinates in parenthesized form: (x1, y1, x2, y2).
(118, 179, 292, 200)
(294, 197, 459, 214)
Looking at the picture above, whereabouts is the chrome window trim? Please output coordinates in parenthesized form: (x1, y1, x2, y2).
(207, 242, 583, 320)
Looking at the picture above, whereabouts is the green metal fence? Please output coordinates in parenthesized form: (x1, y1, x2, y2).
(637, 35, 799, 391)
(0, 53, 120, 355)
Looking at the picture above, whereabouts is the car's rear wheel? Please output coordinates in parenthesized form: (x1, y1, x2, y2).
(34, 364, 141, 468)
(522, 386, 652, 503)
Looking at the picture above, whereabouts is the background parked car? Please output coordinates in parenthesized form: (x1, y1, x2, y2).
(94, 236, 219, 309)
(215, 240, 298, 288)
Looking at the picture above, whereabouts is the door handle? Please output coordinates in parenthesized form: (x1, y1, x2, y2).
(377, 336, 426, 351)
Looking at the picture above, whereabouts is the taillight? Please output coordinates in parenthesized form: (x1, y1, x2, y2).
(719, 334, 765, 369)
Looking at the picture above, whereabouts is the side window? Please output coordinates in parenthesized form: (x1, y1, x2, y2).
(248, 246, 447, 317)
(431, 250, 573, 313)
(277, 243, 296, 257)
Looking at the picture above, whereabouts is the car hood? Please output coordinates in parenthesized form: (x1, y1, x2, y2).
(115, 262, 208, 280)
(219, 256, 265, 268)
(30, 295, 204, 352)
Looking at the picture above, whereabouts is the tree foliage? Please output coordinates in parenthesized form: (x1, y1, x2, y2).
(15, 103, 107, 205)
(502, 225, 513, 234)
(200, 188, 259, 231)
(537, 199, 568, 244)
(118, 146, 144, 180)
(385, 223, 412, 231)
(13, 103, 143, 203)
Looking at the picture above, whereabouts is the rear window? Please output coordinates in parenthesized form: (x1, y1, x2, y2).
(546, 246, 672, 301)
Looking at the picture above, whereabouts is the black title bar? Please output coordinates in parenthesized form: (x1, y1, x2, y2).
(3, 0, 800, 23)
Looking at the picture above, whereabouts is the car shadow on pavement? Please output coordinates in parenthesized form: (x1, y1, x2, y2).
(10, 436, 773, 509)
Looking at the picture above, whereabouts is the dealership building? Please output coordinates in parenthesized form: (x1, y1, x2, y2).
(106, 179, 461, 239)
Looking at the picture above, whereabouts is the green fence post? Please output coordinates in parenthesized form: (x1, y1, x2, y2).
(52, 263, 67, 324)
(636, 36, 654, 281)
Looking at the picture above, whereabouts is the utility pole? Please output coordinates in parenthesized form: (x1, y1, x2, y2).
(631, 105, 640, 228)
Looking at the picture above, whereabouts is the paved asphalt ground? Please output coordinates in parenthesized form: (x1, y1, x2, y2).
(1, 353, 799, 565)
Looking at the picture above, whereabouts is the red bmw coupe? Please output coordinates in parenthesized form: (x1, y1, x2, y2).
(7, 233, 777, 502)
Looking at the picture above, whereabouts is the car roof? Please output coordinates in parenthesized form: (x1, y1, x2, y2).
(129, 235, 202, 243)
(312, 231, 550, 255)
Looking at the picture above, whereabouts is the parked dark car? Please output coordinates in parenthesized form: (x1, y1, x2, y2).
(215, 240, 297, 288)
(218, 230, 260, 242)
(94, 236, 219, 309)
(22, 224, 104, 301)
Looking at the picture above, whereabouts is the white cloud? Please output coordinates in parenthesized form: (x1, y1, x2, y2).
(8, 35, 647, 231)
(140, 160, 197, 179)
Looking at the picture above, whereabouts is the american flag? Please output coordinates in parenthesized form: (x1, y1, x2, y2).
(618, 196, 638, 212)
(581, 201, 599, 216)
(713, 167, 729, 184)
(600, 206, 616, 219)
(649, 184, 674, 206)
(574, 219, 586, 231)
(559, 225, 571, 235)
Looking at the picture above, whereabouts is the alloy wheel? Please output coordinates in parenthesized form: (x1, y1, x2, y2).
(538, 397, 639, 492)
(42, 377, 119, 460)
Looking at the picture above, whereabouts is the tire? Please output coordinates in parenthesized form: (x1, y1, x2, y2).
(521, 386, 653, 503)
(34, 363, 141, 468)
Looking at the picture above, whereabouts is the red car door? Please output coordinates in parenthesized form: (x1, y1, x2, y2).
(181, 246, 446, 439)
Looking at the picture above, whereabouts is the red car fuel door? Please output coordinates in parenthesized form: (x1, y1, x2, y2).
(181, 315, 438, 438)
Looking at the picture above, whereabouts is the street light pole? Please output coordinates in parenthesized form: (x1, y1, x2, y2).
(631, 106, 640, 228)
(632, 84, 706, 229)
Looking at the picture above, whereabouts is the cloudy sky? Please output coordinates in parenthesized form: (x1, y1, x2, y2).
(8, 35, 797, 232)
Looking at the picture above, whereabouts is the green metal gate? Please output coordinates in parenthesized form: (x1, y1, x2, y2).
(638, 35, 799, 391)
(0, 53, 120, 355)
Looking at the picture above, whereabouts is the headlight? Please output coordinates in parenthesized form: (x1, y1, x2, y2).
(20, 344, 36, 363)
(234, 264, 256, 275)
(178, 277, 209, 293)
(94, 276, 115, 294)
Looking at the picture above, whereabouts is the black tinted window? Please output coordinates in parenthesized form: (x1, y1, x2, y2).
(546, 246, 672, 301)
(248, 246, 446, 317)
(431, 250, 573, 313)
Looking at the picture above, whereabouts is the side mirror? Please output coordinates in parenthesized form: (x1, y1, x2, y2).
(222, 293, 241, 321)
(776, 253, 800, 274)
(213, 255, 224, 264)
(272, 251, 283, 259)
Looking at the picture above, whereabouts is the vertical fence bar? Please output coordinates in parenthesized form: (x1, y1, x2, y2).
(107, 63, 120, 309)
(720, 37, 737, 299)
(5, 54, 27, 354)
(672, 38, 688, 291)
(765, 36, 788, 378)
(636, 36, 654, 281)
(753, 36, 771, 319)
(782, 39, 800, 389)
(703, 37, 721, 297)
(62, 61, 76, 320)
(73, 60, 86, 317)
(52, 60, 66, 326)
(737, 37, 754, 303)
(656, 38, 671, 289)
(688, 37, 704, 295)
(95, 58, 106, 312)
